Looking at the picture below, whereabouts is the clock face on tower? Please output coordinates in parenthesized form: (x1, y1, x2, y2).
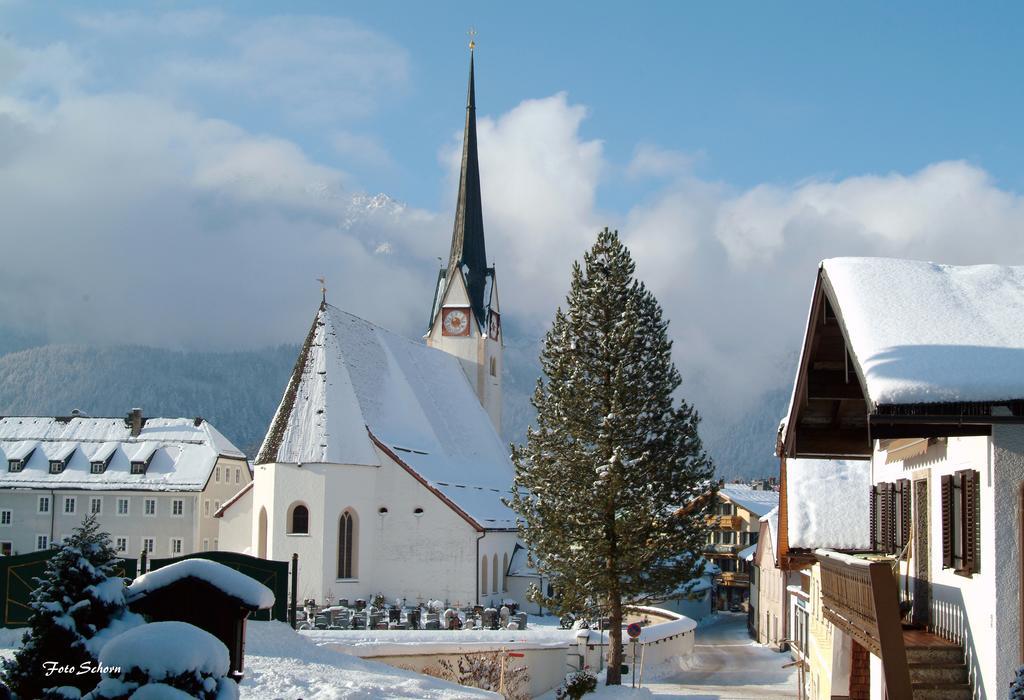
(442, 307, 471, 336)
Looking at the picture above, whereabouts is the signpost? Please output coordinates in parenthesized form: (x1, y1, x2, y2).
(627, 623, 642, 688)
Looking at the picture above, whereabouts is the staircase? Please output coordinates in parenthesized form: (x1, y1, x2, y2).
(905, 629, 972, 700)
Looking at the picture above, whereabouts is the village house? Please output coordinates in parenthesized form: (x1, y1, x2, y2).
(750, 505, 802, 650)
(699, 483, 778, 611)
(0, 410, 248, 559)
(217, 49, 522, 608)
(778, 257, 1024, 698)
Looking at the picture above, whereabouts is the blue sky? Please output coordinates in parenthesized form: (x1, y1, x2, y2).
(1, 2, 1023, 426)
(5, 2, 1021, 208)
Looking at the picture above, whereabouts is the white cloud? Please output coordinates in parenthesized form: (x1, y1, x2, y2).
(73, 9, 225, 37)
(157, 16, 409, 123)
(626, 144, 701, 180)
(2, 30, 1023, 434)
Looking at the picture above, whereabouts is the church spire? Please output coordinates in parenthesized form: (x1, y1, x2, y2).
(447, 43, 488, 326)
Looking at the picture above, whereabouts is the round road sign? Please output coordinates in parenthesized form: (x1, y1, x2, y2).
(626, 622, 642, 639)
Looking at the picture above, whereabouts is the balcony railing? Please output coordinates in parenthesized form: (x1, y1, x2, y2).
(815, 549, 911, 698)
(705, 543, 742, 554)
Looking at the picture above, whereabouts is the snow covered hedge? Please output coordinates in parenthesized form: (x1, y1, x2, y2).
(85, 622, 237, 700)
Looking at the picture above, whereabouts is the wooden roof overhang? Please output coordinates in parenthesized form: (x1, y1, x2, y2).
(780, 269, 873, 460)
(779, 267, 1024, 462)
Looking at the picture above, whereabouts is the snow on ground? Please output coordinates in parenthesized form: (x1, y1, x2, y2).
(302, 614, 576, 656)
(241, 621, 497, 699)
(539, 613, 797, 700)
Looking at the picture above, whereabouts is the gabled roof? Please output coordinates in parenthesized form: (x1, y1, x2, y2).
(718, 484, 778, 518)
(781, 257, 1024, 458)
(256, 302, 518, 529)
(824, 258, 1024, 407)
(0, 416, 243, 491)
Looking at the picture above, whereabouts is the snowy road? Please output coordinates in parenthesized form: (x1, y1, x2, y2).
(641, 612, 797, 699)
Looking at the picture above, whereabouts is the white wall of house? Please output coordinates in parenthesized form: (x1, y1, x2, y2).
(200, 457, 251, 552)
(248, 445, 516, 607)
(216, 486, 253, 554)
(872, 434, 997, 697)
(0, 488, 196, 559)
(991, 425, 1024, 691)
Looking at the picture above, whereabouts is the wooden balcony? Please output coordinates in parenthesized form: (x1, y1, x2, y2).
(816, 549, 912, 698)
(706, 514, 742, 529)
(718, 571, 749, 587)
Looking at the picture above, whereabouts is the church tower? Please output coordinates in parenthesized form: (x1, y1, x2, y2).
(426, 44, 502, 433)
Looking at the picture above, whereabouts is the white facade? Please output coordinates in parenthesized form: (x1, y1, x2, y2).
(873, 432, 1018, 696)
(0, 415, 249, 560)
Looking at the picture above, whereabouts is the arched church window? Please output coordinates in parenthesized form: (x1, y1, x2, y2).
(489, 357, 496, 377)
(502, 552, 509, 592)
(288, 503, 309, 534)
(481, 555, 488, 597)
(338, 510, 357, 579)
(492, 554, 498, 593)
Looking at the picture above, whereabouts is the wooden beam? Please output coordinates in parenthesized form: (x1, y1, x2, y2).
(807, 369, 864, 400)
(794, 427, 872, 458)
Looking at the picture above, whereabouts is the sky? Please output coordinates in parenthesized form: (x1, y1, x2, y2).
(1, 1, 1023, 428)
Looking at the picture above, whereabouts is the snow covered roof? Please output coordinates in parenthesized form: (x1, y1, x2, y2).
(128, 558, 275, 610)
(738, 543, 757, 563)
(718, 484, 778, 518)
(786, 458, 871, 551)
(99, 620, 230, 680)
(822, 257, 1024, 407)
(0, 416, 243, 492)
(256, 302, 518, 529)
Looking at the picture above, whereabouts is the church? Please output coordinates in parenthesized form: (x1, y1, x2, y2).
(217, 48, 526, 608)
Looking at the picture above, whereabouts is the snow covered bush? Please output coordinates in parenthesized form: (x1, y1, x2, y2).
(84, 621, 237, 700)
(1, 515, 143, 699)
(1010, 666, 1024, 698)
(556, 670, 597, 699)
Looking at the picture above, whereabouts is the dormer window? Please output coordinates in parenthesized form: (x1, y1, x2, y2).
(91, 462, 106, 474)
(7, 460, 22, 473)
(130, 462, 146, 475)
(49, 461, 65, 474)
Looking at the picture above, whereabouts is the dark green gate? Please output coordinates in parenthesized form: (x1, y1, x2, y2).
(147, 551, 289, 622)
(0, 551, 138, 628)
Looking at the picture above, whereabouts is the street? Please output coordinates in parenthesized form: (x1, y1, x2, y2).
(642, 612, 798, 699)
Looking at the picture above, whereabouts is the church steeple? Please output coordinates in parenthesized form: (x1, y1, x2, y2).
(447, 47, 488, 327)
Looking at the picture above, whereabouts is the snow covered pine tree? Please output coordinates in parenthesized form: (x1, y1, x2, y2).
(2, 515, 141, 699)
(509, 227, 714, 686)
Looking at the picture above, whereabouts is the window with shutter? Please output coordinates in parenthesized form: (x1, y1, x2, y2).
(870, 485, 880, 551)
(960, 470, 980, 574)
(879, 482, 894, 554)
(897, 479, 911, 551)
(941, 474, 953, 569)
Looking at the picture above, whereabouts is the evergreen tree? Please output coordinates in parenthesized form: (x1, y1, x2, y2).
(3, 515, 138, 699)
(509, 228, 714, 685)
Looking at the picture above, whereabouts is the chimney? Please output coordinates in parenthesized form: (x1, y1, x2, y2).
(128, 408, 143, 437)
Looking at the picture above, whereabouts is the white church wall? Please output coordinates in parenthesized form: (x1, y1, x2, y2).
(476, 530, 518, 607)
(216, 485, 253, 555)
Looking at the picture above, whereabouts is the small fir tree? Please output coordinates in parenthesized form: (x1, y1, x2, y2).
(3, 515, 137, 699)
(509, 228, 714, 685)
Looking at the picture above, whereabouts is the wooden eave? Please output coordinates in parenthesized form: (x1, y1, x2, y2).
(781, 268, 872, 460)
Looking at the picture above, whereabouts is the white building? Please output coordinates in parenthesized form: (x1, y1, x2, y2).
(218, 49, 522, 608)
(0, 409, 248, 559)
(779, 257, 1024, 698)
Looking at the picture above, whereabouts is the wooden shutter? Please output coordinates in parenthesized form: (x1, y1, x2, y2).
(879, 482, 894, 554)
(870, 485, 879, 551)
(961, 470, 980, 574)
(941, 474, 953, 569)
(898, 479, 911, 551)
